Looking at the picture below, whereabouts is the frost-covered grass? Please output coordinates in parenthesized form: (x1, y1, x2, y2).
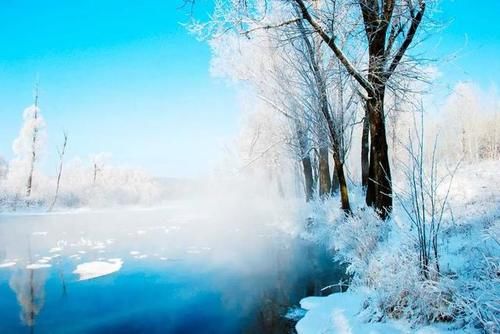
(297, 160, 500, 334)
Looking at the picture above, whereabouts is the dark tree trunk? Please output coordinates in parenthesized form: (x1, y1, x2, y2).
(363, 16, 393, 219)
(318, 146, 331, 198)
(297, 126, 315, 202)
(361, 106, 370, 189)
(332, 153, 351, 213)
(365, 90, 392, 219)
(331, 154, 339, 195)
(301, 155, 314, 202)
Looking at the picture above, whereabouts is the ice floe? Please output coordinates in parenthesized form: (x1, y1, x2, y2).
(73, 259, 123, 281)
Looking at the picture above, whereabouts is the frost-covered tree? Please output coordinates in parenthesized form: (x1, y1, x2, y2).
(206, 5, 360, 211)
(7, 94, 46, 198)
(438, 82, 500, 162)
(196, 0, 430, 218)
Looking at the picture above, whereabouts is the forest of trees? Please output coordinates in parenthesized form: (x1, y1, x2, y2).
(188, 0, 500, 216)
(0, 96, 161, 210)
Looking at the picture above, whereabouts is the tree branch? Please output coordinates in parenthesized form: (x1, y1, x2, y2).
(293, 0, 375, 96)
(385, 0, 426, 79)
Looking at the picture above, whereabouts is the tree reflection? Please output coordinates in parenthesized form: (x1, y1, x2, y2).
(9, 266, 46, 332)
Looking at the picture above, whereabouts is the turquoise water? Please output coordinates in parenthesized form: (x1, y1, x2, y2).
(0, 208, 345, 333)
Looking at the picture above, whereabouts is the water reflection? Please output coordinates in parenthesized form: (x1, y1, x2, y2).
(9, 267, 47, 333)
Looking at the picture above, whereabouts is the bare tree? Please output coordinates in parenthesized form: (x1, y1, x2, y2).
(48, 132, 68, 211)
(93, 161, 102, 186)
(396, 109, 459, 280)
(26, 85, 40, 198)
(293, 0, 427, 218)
(292, 16, 353, 212)
(202, 0, 429, 217)
(295, 122, 316, 201)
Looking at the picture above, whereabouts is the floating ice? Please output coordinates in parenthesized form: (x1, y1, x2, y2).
(0, 262, 16, 268)
(26, 263, 52, 269)
(73, 259, 123, 281)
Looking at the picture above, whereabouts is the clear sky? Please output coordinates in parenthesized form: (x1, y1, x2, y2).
(0, 0, 498, 177)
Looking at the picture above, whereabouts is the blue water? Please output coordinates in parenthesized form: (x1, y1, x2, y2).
(0, 207, 345, 334)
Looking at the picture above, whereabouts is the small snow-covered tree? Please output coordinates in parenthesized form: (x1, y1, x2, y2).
(7, 96, 47, 199)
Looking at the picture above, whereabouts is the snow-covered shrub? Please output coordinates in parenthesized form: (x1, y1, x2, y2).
(358, 229, 458, 325)
(325, 199, 461, 326)
(331, 207, 387, 279)
(453, 230, 500, 333)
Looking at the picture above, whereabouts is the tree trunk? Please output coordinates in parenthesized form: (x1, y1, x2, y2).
(301, 155, 314, 202)
(49, 133, 68, 211)
(365, 91, 392, 219)
(332, 153, 351, 213)
(26, 114, 38, 198)
(361, 107, 370, 189)
(318, 146, 331, 198)
(331, 154, 339, 195)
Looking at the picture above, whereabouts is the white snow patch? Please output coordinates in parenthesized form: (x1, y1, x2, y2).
(73, 258, 123, 281)
(296, 292, 469, 334)
(0, 262, 16, 268)
(26, 263, 52, 269)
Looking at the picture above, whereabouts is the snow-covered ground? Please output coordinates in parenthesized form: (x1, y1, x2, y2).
(296, 160, 500, 334)
(297, 291, 466, 334)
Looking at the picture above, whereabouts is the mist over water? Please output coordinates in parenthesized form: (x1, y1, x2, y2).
(0, 197, 345, 333)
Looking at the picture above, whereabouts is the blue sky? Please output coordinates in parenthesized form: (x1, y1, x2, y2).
(0, 0, 498, 177)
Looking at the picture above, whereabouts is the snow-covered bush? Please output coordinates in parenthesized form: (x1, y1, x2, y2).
(448, 219, 500, 333)
(454, 248, 499, 333)
(331, 207, 387, 279)
(358, 227, 458, 325)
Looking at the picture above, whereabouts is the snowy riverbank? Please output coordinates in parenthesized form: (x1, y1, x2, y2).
(296, 291, 471, 334)
(296, 160, 499, 333)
